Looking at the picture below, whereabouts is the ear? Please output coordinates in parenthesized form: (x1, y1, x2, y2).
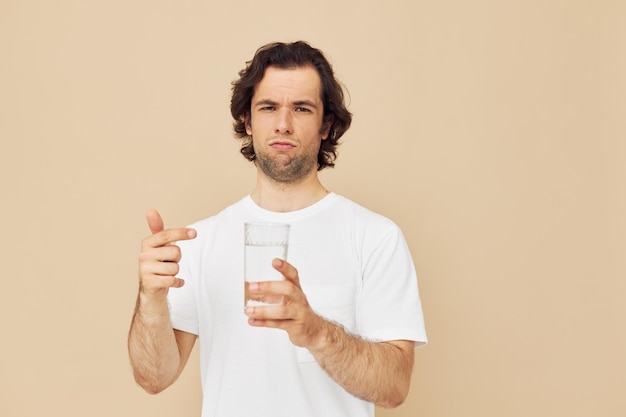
(321, 114, 334, 140)
(244, 113, 252, 136)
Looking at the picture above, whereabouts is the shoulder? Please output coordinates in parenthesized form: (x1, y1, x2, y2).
(332, 194, 400, 232)
(187, 197, 247, 229)
(181, 197, 247, 246)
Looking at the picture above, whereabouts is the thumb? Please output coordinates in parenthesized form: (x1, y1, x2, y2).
(146, 209, 164, 235)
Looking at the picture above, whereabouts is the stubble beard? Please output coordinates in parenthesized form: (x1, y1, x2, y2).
(255, 145, 319, 185)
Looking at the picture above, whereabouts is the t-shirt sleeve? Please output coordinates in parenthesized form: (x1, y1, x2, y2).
(167, 238, 200, 335)
(356, 224, 427, 347)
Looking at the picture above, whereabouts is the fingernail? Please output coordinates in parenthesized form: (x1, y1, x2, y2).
(187, 229, 196, 238)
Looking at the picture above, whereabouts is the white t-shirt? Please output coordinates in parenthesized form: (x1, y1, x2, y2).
(168, 193, 427, 417)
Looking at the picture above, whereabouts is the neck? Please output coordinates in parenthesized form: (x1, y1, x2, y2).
(250, 171, 330, 212)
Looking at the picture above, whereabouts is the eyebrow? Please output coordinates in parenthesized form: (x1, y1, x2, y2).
(253, 99, 319, 109)
(293, 100, 319, 109)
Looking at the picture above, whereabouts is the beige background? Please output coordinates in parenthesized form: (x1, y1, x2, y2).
(1, 1, 625, 416)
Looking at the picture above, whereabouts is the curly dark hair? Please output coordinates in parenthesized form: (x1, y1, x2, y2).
(230, 41, 352, 171)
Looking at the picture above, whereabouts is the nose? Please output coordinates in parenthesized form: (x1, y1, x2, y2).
(275, 109, 293, 135)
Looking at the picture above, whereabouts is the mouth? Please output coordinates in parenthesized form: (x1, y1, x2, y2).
(269, 140, 296, 150)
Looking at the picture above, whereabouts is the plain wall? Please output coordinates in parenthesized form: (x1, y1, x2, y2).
(1, 1, 625, 416)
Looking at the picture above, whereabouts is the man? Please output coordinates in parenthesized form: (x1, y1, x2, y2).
(128, 41, 427, 417)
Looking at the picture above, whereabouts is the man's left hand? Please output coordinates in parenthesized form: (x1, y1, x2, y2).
(244, 258, 326, 350)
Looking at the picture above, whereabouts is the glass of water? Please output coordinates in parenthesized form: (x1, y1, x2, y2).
(244, 222, 290, 307)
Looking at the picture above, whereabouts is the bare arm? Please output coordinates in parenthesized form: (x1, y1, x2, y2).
(308, 320, 414, 408)
(245, 259, 415, 408)
(128, 210, 197, 394)
(128, 298, 197, 394)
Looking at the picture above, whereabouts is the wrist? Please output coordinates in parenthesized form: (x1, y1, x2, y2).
(135, 290, 170, 320)
(307, 315, 343, 356)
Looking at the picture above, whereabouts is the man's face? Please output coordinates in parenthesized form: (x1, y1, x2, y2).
(246, 65, 332, 184)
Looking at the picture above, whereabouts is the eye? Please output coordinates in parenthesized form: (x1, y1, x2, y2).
(295, 107, 311, 112)
(260, 106, 276, 111)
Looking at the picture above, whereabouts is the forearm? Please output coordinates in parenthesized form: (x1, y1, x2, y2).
(309, 318, 415, 408)
(245, 261, 416, 407)
(128, 293, 181, 394)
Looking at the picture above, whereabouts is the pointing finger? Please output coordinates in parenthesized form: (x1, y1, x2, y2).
(143, 227, 197, 249)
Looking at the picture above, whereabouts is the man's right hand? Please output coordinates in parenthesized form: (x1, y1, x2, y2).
(130, 209, 198, 393)
(138, 209, 197, 300)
